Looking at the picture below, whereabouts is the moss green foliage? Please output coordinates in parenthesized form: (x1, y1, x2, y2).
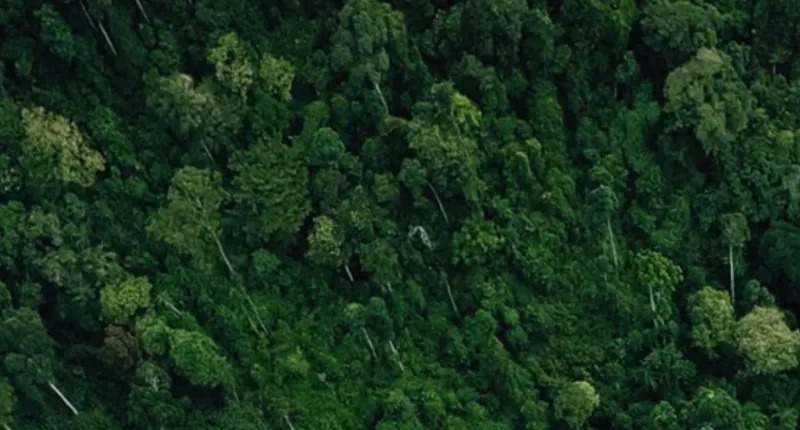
(737, 307, 800, 375)
(554, 381, 600, 428)
(688, 286, 735, 350)
(3, 1, 800, 429)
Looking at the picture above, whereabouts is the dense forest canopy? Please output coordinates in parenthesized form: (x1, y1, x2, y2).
(3, 0, 800, 428)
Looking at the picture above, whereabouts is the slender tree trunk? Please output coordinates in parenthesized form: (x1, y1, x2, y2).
(164, 300, 182, 316)
(241, 291, 269, 336)
(49, 382, 78, 416)
(444, 279, 460, 319)
(134, 0, 151, 23)
(426, 181, 450, 225)
(209, 229, 236, 276)
(606, 215, 619, 269)
(78, 0, 96, 29)
(4, 423, 14, 430)
(372, 80, 389, 114)
(345, 265, 355, 282)
(389, 340, 405, 373)
(199, 140, 215, 163)
(729, 244, 735, 305)
(362, 328, 377, 359)
(648, 284, 658, 327)
(97, 22, 118, 56)
(283, 414, 296, 430)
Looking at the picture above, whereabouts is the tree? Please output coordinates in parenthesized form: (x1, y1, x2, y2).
(641, 1, 720, 60)
(258, 54, 294, 102)
(208, 32, 254, 98)
(0, 377, 16, 429)
(303, 127, 346, 167)
(100, 326, 141, 372)
(589, 185, 621, 269)
(330, 0, 408, 109)
(635, 250, 683, 327)
(230, 139, 311, 240)
(687, 286, 735, 350)
(554, 381, 600, 428)
(719, 212, 749, 305)
(459, 0, 528, 69)
(736, 306, 800, 375)
(307, 216, 347, 268)
(168, 329, 233, 388)
(100, 276, 152, 325)
(147, 166, 234, 274)
(683, 386, 745, 429)
(35, 4, 75, 62)
(20, 106, 105, 187)
(663, 48, 752, 156)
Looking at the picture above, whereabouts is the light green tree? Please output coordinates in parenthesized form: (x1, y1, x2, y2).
(100, 276, 152, 324)
(554, 381, 600, 428)
(737, 306, 800, 375)
(209, 32, 254, 98)
(258, 54, 294, 102)
(307, 216, 346, 268)
(168, 329, 233, 388)
(230, 139, 311, 239)
(687, 286, 735, 350)
(20, 106, 105, 187)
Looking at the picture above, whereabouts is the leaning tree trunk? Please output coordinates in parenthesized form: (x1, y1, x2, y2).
(606, 215, 618, 269)
(49, 381, 78, 415)
(728, 244, 735, 306)
(648, 284, 658, 327)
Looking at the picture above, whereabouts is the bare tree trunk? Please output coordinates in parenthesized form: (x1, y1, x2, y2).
(209, 229, 236, 276)
(4, 423, 14, 430)
(283, 414, 296, 430)
(389, 340, 405, 373)
(134, 0, 151, 23)
(444, 279, 460, 319)
(241, 291, 269, 336)
(345, 265, 355, 282)
(606, 215, 618, 269)
(78, 0, 96, 29)
(426, 181, 449, 225)
(49, 382, 78, 416)
(97, 22, 118, 56)
(648, 284, 658, 327)
(199, 140, 215, 163)
(362, 328, 377, 359)
(372, 80, 389, 114)
(729, 244, 735, 306)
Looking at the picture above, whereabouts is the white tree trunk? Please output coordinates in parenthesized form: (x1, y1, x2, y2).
(362, 328, 377, 359)
(134, 0, 151, 23)
(648, 284, 658, 327)
(426, 181, 450, 225)
(210, 229, 236, 276)
(444, 280, 460, 319)
(49, 382, 78, 416)
(283, 414, 296, 430)
(97, 22, 118, 56)
(606, 215, 618, 269)
(729, 244, 735, 306)
(372, 80, 389, 114)
(78, 0, 96, 29)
